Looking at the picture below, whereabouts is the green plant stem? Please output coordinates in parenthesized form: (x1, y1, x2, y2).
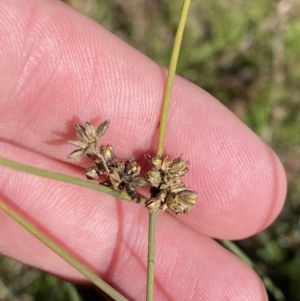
(220, 240, 285, 301)
(146, 212, 157, 301)
(146, 1, 191, 300)
(0, 199, 129, 301)
(220, 240, 253, 267)
(156, 0, 191, 158)
(0, 156, 144, 203)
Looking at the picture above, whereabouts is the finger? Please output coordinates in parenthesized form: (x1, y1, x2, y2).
(0, 144, 267, 301)
(0, 0, 286, 240)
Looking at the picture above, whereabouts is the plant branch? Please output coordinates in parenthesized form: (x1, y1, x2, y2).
(0, 199, 129, 301)
(146, 212, 157, 301)
(0, 156, 145, 204)
(146, 1, 191, 300)
(156, 0, 191, 158)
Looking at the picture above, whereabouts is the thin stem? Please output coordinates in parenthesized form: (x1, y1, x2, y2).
(220, 240, 285, 301)
(146, 1, 191, 300)
(0, 156, 145, 204)
(0, 199, 129, 301)
(95, 148, 110, 173)
(220, 240, 253, 267)
(146, 212, 157, 301)
(156, 0, 191, 157)
(99, 154, 110, 174)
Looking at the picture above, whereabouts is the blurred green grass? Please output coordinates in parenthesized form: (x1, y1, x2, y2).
(1, 0, 300, 300)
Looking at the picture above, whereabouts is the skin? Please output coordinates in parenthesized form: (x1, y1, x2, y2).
(0, 0, 287, 300)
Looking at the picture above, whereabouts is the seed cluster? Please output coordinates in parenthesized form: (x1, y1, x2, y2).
(67, 120, 198, 214)
(145, 155, 197, 214)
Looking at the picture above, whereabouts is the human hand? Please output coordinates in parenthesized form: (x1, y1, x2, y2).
(0, 0, 286, 300)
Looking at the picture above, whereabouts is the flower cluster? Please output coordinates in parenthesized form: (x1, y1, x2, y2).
(67, 121, 197, 214)
(145, 155, 197, 214)
(67, 120, 147, 199)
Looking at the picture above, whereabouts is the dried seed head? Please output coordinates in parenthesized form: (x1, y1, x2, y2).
(145, 198, 162, 213)
(145, 154, 197, 214)
(96, 120, 110, 138)
(166, 190, 198, 214)
(170, 185, 188, 194)
(145, 170, 161, 188)
(124, 161, 141, 177)
(178, 190, 198, 207)
(165, 192, 179, 213)
(84, 122, 97, 141)
(157, 190, 167, 205)
(145, 154, 161, 170)
(151, 157, 162, 170)
(124, 182, 137, 199)
(152, 157, 162, 169)
(67, 120, 198, 212)
(85, 166, 101, 180)
(160, 174, 182, 191)
(67, 147, 87, 159)
(85, 153, 111, 177)
(114, 160, 126, 173)
(100, 145, 114, 165)
(145, 190, 168, 213)
(161, 157, 173, 173)
(106, 160, 147, 200)
(168, 157, 189, 176)
(130, 177, 149, 187)
(68, 140, 88, 149)
(146, 155, 175, 173)
(67, 120, 110, 160)
(74, 124, 88, 142)
(109, 168, 123, 191)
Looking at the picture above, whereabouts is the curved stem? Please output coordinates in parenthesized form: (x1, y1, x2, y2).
(0, 156, 145, 203)
(0, 199, 129, 301)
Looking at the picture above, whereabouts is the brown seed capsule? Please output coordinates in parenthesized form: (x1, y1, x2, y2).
(67, 120, 110, 159)
(100, 145, 114, 165)
(107, 160, 147, 200)
(168, 157, 189, 176)
(124, 182, 137, 199)
(178, 190, 198, 207)
(67, 148, 87, 159)
(145, 154, 197, 214)
(84, 122, 97, 141)
(165, 192, 180, 214)
(160, 174, 182, 191)
(85, 166, 101, 180)
(96, 120, 110, 138)
(74, 124, 88, 142)
(145, 190, 168, 213)
(166, 190, 198, 214)
(145, 155, 175, 173)
(130, 177, 149, 188)
(145, 198, 162, 213)
(145, 170, 162, 188)
(161, 157, 173, 173)
(114, 160, 126, 173)
(124, 161, 141, 177)
(145, 155, 162, 170)
(109, 168, 123, 191)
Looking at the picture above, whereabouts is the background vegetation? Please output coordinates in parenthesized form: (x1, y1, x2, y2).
(1, 0, 300, 300)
